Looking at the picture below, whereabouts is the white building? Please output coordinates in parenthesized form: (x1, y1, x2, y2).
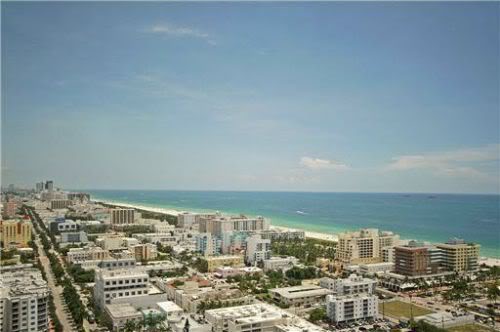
(110, 208, 136, 225)
(263, 256, 299, 272)
(359, 262, 394, 275)
(245, 234, 271, 265)
(269, 285, 333, 313)
(157, 301, 183, 323)
(205, 303, 289, 332)
(94, 268, 149, 308)
(320, 274, 376, 295)
(326, 294, 378, 323)
(0, 267, 50, 332)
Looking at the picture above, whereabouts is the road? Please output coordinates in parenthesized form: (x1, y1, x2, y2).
(29, 211, 78, 332)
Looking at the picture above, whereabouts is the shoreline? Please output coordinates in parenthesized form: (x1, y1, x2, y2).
(94, 198, 339, 242)
(92, 197, 499, 261)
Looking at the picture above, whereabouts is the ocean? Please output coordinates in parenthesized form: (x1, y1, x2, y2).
(85, 190, 500, 258)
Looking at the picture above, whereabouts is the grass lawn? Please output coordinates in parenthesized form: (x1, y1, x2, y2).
(447, 324, 497, 332)
(379, 300, 433, 319)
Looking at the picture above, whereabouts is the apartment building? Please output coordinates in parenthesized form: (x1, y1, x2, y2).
(245, 234, 271, 265)
(337, 229, 399, 264)
(196, 233, 221, 256)
(94, 268, 149, 308)
(0, 267, 50, 332)
(436, 238, 480, 272)
(0, 218, 32, 248)
(326, 294, 378, 323)
(320, 274, 376, 295)
(110, 208, 136, 225)
(269, 285, 333, 313)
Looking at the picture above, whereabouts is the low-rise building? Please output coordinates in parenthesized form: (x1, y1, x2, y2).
(205, 303, 289, 332)
(359, 262, 394, 275)
(326, 294, 378, 323)
(205, 255, 245, 272)
(269, 285, 333, 313)
(263, 256, 299, 272)
(50, 199, 72, 210)
(105, 303, 142, 332)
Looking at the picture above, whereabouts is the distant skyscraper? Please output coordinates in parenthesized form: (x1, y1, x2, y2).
(45, 180, 54, 192)
(35, 182, 44, 192)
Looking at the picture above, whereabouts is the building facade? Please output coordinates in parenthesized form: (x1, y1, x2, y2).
(326, 294, 378, 323)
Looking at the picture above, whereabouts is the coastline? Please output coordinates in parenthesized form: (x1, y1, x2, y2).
(92, 197, 498, 261)
(94, 198, 339, 242)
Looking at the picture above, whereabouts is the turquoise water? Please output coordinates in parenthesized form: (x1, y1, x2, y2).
(85, 190, 500, 258)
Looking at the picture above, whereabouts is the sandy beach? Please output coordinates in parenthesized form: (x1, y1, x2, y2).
(95, 199, 339, 243)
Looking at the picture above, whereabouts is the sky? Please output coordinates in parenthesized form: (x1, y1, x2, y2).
(1, 2, 499, 194)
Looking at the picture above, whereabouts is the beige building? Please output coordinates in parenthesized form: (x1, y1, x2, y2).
(205, 255, 245, 272)
(199, 214, 268, 237)
(110, 208, 136, 225)
(133, 243, 158, 261)
(436, 238, 480, 272)
(0, 218, 32, 248)
(269, 285, 333, 313)
(337, 229, 399, 265)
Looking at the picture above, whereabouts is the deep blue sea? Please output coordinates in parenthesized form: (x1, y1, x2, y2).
(85, 190, 500, 258)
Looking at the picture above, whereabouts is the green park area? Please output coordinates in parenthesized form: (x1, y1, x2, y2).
(379, 300, 433, 320)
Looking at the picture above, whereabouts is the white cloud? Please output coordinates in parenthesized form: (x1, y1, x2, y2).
(386, 144, 499, 178)
(300, 157, 350, 171)
(145, 23, 216, 45)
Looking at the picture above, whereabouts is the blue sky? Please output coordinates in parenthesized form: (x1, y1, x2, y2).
(2, 2, 499, 193)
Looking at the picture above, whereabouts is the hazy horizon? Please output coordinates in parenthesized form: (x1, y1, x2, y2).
(2, 2, 499, 194)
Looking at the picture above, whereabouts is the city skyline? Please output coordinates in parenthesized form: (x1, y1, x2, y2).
(2, 2, 499, 194)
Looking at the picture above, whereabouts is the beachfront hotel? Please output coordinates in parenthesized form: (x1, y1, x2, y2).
(436, 238, 480, 272)
(336, 228, 400, 265)
(199, 213, 269, 237)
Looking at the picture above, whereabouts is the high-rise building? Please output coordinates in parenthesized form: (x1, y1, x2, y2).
(195, 233, 221, 256)
(436, 238, 480, 272)
(0, 218, 32, 248)
(132, 244, 158, 261)
(177, 212, 198, 228)
(0, 266, 50, 332)
(35, 182, 44, 193)
(44, 181, 54, 192)
(337, 229, 399, 264)
(110, 209, 136, 225)
(50, 199, 72, 210)
(245, 234, 271, 265)
(326, 294, 378, 323)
